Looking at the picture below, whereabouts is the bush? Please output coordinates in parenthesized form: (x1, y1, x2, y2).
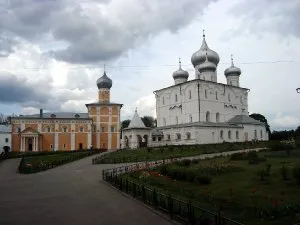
(230, 152, 245, 160)
(181, 159, 192, 167)
(269, 141, 295, 151)
(280, 164, 289, 180)
(293, 165, 300, 184)
(159, 165, 168, 175)
(248, 157, 267, 165)
(257, 168, 267, 181)
(195, 174, 212, 185)
(191, 159, 200, 164)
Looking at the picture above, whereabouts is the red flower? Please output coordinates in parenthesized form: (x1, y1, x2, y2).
(273, 199, 279, 208)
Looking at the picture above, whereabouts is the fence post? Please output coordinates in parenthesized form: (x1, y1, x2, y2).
(168, 195, 173, 219)
(142, 185, 146, 203)
(126, 179, 129, 193)
(153, 189, 158, 208)
(187, 201, 195, 225)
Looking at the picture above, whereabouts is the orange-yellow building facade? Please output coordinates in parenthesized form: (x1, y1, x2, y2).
(11, 71, 122, 152)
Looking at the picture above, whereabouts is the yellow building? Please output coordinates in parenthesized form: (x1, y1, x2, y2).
(11, 70, 122, 152)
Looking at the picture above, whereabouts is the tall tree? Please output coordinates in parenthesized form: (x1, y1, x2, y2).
(141, 116, 156, 128)
(121, 119, 131, 129)
(249, 113, 271, 135)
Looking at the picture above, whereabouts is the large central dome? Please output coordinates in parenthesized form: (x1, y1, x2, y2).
(191, 34, 220, 67)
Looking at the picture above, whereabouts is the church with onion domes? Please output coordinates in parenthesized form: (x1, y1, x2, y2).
(122, 33, 269, 149)
(10, 69, 122, 152)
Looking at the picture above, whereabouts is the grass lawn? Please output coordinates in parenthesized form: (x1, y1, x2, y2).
(121, 150, 300, 225)
(94, 141, 268, 164)
(19, 151, 97, 173)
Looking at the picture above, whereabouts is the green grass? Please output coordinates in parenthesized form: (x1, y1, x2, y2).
(121, 150, 300, 225)
(19, 150, 97, 174)
(94, 141, 269, 164)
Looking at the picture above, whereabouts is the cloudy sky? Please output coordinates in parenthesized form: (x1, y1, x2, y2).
(0, 0, 299, 131)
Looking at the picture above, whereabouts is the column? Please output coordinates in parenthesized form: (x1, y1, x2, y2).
(108, 107, 112, 150)
(32, 137, 35, 152)
(87, 123, 91, 149)
(96, 107, 101, 148)
(71, 123, 75, 150)
(20, 137, 23, 152)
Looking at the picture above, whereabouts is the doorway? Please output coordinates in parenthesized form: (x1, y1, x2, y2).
(28, 138, 33, 151)
(79, 143, 83, 150)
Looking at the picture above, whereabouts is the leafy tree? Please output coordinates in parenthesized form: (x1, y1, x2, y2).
(121, 119, 131, 129)
(249, 113, 271, 136)
(141, 116, 156, 128)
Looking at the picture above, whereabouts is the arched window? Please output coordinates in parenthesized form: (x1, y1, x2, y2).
(254, 130, 257, 139)
(260, 130, 263, 139)
(228, 93, 231, 102)
(236, 131, 239, 139)
(206, 111, 210, 122)
(162, 96, 165, 105)
(216, 113, 220, 123)
(186, 132, 191, 140)
(205, 89, 208, 98)
(175, 94, 178, 102)
(189, 114, 192, 123)
(176, 116, 179, 124)
(220, 130, 223, 139)
(163, 118, 166, 126)
(79, 127, 84, 132)
(176, 133, 181, 140)
(228, 130, 231, 139)
(47, 126, 51, 132)
(240, 96, 243, 103)
(63, 126, 68, 132)
(216, 91, 218, 100)
(93, 125, 97, 132)
(189, 90, 192, 99)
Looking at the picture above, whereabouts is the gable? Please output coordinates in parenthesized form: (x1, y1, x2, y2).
(21, 127, 39, 134)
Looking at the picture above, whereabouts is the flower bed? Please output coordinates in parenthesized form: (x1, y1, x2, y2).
(119, 152, 300, 225)
(19, 150, 100, 174)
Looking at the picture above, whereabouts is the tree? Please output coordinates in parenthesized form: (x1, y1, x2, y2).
(121, 119, 131, 129)
(141, 116, 156, 128)
(249, 113, 271, 135)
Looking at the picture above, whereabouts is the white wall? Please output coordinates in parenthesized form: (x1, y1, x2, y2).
(0, 133, 11, 153)
(155, 79, 249, 127)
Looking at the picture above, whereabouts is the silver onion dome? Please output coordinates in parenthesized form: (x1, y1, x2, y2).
(191, 33, 220, 67)
(97, 71, 112, 89)
(198, 51, 217, 73)
(224, 55, 241, 77)
(172, 58, 189, 80)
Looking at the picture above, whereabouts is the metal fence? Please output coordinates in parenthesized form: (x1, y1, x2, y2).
(103, 163, 244, 225)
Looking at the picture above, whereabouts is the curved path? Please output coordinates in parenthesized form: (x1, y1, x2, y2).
(0, 148, 265, 225)
(0, 155, 174, 225)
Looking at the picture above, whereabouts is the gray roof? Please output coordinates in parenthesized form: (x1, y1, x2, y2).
(0, 125, 11, 133)
(227, 115, 264, 125)
(127, 110, 147, 129)
(13, 112, 91, 120)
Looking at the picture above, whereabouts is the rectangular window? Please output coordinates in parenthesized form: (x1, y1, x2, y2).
(101, 127, 105, 132)
(5, 138, 8, 143)
(175, 94, 178, 102)
(167, 134, 170, 140)
(50, 144, 53, 149)
(63, 144, 66, 149)
(158, 137, 162, 141)
(63, 127, 67, 132)
(47, 127, 51, 132)
(189, 115, 192, 123)
(111, 126, 115, 132)
(152, 137, 156, 141)
(236, 131, 239, 139)
(189, 90, 192, 99)
(79, 127, 84, 132)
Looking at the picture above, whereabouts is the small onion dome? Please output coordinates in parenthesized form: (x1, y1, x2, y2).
(172, 58, 189, 80)
(97, 71, 112, 89)
(198, 51, 217, 73)
(191, 33, 220, 67)
(224, 55, 241, 77)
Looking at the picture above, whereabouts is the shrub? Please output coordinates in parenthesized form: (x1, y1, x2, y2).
(249, 157, 267, 165)
(195, 174, 212, 185)
(230, 152, 245, 160)
(265, 163, 272, 176)
(280, 164, 289, 180)
(257, 168, 267, 181)
(159, 165, 168, 175)
(269, 141, 295, 151)
(181, 159, 192, 167)
(247, 151, 258, 159)
(293, 165, 300, 184)
(191, 159, 200, 164)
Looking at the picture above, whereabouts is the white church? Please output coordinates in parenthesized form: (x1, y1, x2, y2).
(122, 34, 269, 149)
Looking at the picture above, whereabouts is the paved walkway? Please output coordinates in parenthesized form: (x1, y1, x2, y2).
(0, 148, 265, 225)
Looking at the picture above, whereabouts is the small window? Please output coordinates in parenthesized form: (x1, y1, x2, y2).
(186, 132, 191, 140)
(63, 144, 66, 149)
(189, 115, 192, 123)
(216, 113, 220, 123)
(101, 127, 105, 132)
(158, 137, 162, 141)
(205, 90, 208, 98)
(260, 130, 263, 139)
(236, 131, 239, 139)
(254, 130, 257, 139)
(162, 96, 165, 105)
(152, 137, 156, 141)
(228, 94, 231, 102)
(17, 127, 21, 133)
(240, 96, 243, 104)
(176, 133, 181, 140)
(93, 125, 96, 132)
(167, 134, 170, 140)
(111, 126, 115, 132)
(176, 116, 179, 124)
(50, 144, 53, 149)
(163, 118, 166, 126)
(5, 138, 8, 143)
(63, 127, 67, 132)
(220, 130, 223, 139)
(206, 111, 210, 122)
(189, 90, 192, 99)
(47, 127, 51, 132)
(228, 130, 231, 139)
(175, 94, 178, 102)
(216, 91, 218, 100)
(79, 127, 84, 132)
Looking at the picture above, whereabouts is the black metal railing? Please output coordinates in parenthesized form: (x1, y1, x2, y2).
(103, 163, 244, 225)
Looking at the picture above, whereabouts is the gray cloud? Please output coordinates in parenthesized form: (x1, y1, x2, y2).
(0, 0, 217, 63)
(229, 0, 300, 38)
(0, 71, 50, 104)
